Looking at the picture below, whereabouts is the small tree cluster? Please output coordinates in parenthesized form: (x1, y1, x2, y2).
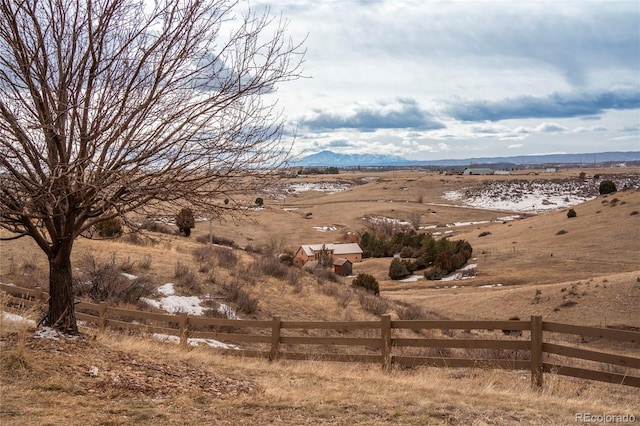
(351, 273, 379, 295)
(388, 258, 411, 280)
(175, 208, 195, 237)
(567, 208, 577, 218)
(423, 239, 473, 280)
(599, 180, 617, 195)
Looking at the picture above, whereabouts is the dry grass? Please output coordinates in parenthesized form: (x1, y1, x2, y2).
(1, 167, 640, 424)
(1, 320, 638, 425)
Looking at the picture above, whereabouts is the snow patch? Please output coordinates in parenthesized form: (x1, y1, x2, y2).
(2, 311, 36, 327)
(151, 333, 239, 350)
(313, 226, 338, 232)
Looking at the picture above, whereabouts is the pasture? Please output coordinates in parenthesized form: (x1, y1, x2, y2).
(1, 165, 639, 425)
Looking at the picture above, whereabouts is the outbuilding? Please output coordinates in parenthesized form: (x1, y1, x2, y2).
(333, 258, 353, 276)
(462, 168, 494, 175)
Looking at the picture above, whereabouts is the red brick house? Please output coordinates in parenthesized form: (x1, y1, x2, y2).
(293, 243, 363, 267)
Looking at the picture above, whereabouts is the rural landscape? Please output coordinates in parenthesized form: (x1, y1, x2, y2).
(1, 0, 639, 424)
(2, 164, 639, 425)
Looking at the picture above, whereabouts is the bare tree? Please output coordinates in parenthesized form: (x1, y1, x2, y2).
(0, 0, 305, 333)
(407, 211, 422, 230)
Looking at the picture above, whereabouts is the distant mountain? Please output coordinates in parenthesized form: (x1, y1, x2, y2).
(290, 150, 410, 167)
(290, 150, 640, 168)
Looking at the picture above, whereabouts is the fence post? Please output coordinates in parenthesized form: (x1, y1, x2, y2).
(270, 316, 281, 361)
(530, 315, 543, 389)
(98, 302, 108, 332)
(34, 287, 42, 305)
(179, 313, 189, 348)
(381, 314, 392, 371)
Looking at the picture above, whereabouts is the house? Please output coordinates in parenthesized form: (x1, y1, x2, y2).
(333, 258, 353, 276)
(293, 243, 363, 266)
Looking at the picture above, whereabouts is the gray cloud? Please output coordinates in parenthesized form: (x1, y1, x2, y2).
(445, 88, 640, 122)
(299, 99, 445, 132)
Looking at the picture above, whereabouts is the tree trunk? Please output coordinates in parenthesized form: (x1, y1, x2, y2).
(48, 253, 78, 334)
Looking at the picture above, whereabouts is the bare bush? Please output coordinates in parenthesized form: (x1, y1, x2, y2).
(357, 291, 391, 316)
(287, 269, 303, 293)
(140, 220, 175, 235)
(315, 269, 340, 283)
(75, 254, 154, 304)
(253, 256, 290, 279)
(174, 262, 200, 293)
(224, 281, 259, 314)
(319, 282, 353, 308)
(139, 255, 152, 271)
(119, 256, 135, 273)
(215, 247, 239, 268)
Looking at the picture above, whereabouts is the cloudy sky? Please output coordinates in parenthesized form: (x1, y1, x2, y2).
(257, 0, 640, 161)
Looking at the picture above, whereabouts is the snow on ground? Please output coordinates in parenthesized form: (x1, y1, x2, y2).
(399, 275, 423, 282)
(143, 283, 240, 320)
(440, 264, 477, 282)
(2, 311, 36, 327)
(141, 283, 207, 315)
(313, 226, 338, 232)
(442, 176, 640, 213)
(284, 182, 352, 194)
(364, 215, 412, 227)
(151, 333, 239, 350)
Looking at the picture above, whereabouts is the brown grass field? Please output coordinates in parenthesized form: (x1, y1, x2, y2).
(1, 166, 639, 425)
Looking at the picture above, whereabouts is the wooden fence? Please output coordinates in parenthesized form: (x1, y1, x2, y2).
(2, 283, 639, 388)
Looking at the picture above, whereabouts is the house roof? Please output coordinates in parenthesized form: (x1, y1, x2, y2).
(299, 243, 363, 256)
(333, 258, 352, 266)
(302, 260, 321, 271)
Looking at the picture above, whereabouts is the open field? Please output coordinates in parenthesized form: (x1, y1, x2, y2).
(1, 321, 639, 425)
(1, 166, 639, 424)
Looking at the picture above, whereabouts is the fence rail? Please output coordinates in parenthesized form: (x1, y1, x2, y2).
(2, 283, 639, 388)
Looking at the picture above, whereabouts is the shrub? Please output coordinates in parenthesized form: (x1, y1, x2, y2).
(315, 269, 339, 283)
(253, 255, 289, 279)
(478, 231, 492, 237)
(357, 291, 390, 316)
(94, 217, 123, 238)
(255, 197, 264, 206)
(351, 273, 379, 295)
(174, 261, 200, 292)
(192, 246, 216, 263)
(567, 208, 577, 218)
(140, 219, 174, 235)
(75, 254, 154, 304)
(556, 229, 568, 235)
(175, 207, 195, 237)
(139, 255, 152, 271)
(388, 258, 410, 280)
(599, 180, 617, 195)
(279, 253, 294, 266)
(224, 281, 259, 314)
(397, 305, 427, 320)
(195, 234, 237, 247)
(214, 247, 239, 268)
